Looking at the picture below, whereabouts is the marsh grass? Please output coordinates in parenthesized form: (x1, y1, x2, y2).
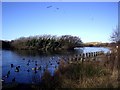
(39, 60, 111, 88)
(39, 46, 119, 88)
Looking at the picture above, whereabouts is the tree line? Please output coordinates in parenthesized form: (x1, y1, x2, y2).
(1, 35, 83, 51)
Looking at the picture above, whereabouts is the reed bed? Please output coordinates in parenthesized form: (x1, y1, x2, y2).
(38, 46, 119, 88)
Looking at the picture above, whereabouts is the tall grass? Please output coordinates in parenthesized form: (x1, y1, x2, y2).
(39, 60, 110, 88)
(39, 46, 119, 88)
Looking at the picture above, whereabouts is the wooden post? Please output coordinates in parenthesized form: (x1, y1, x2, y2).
(93, 52, 95, 57)
(88, 53, 90, 57)
(86, 53, 88, 58)
(92, 52, 94, 57)
(82, 53, 85, 63)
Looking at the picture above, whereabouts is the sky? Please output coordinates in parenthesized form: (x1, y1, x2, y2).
(2, 2, 118, 43)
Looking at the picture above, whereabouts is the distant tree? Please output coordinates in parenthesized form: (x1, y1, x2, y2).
(110, 26, 120, 44)
(1, 40, 11, 49)
(9, 34, 83, 51)
(59, 35, 82, 50)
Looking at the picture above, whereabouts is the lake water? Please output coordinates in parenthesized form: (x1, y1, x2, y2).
(1, 47, 110, 84)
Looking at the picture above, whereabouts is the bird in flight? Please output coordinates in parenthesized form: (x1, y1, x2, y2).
(56, 8, 59, 10)
(46, 6, 52, 8)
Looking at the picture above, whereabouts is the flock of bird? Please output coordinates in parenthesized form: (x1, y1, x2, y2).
(2, 56, 62, 83)
(2, 51, 104, 83)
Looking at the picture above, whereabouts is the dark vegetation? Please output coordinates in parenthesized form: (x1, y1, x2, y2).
(1, 34, 114, 51)
(83, 42, 109, 47)
(0, 40, 11, 49)
(0, 35, 83, 51)
(110, 26, 120, 44)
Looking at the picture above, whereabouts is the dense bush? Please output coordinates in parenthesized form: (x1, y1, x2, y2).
(9, 35, 83, 51)
(0, 40, 11, 49)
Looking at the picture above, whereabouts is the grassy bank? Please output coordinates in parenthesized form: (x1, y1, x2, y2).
(30, 45, 119, 88)
(40, 60, 117, 88)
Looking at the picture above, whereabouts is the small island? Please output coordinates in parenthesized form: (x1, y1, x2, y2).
(1, 35, 83, 51)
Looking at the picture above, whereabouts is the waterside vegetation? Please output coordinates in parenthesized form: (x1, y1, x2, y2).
(1, 35, 82, 51)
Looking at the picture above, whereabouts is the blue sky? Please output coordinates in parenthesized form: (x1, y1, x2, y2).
(2, 2, 118, 43)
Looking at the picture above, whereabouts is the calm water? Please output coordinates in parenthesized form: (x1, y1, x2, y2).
(1, 47, 110, 84)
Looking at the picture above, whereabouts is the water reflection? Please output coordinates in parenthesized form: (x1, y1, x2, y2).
(12, 49, 81, 57)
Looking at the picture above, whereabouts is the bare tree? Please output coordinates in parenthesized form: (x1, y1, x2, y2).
(110, 26, 120, 43)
